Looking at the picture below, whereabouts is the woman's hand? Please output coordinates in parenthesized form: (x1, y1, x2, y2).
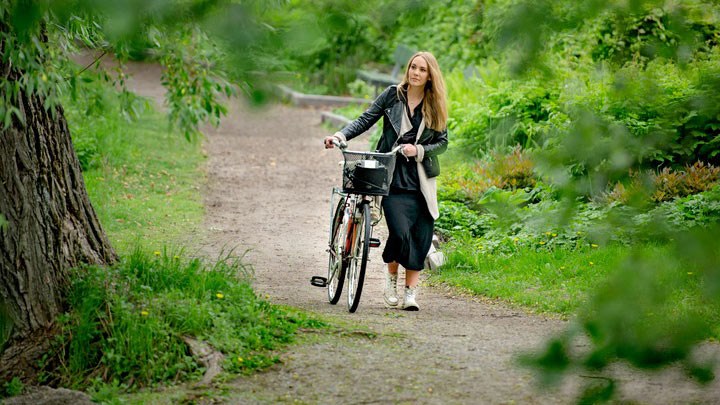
(323, 136, 337, 149)
(324, 132, 346, 149)
(402, 144, 418, 157)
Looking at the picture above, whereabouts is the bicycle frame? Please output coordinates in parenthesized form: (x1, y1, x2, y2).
(313, 139, 403, 312)
(328, 189, 364, 269)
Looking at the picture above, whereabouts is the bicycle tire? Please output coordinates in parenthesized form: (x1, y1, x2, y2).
(347, 202, 371, 313)
(327, 198, 347, 304)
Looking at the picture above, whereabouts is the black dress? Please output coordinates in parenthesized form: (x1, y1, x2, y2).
(381, 100, 434, 270)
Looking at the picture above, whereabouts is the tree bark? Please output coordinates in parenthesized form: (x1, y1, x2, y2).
(0, 70, 118, 381)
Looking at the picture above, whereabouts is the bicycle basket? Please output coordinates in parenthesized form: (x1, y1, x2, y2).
(341, 150, 397, 196)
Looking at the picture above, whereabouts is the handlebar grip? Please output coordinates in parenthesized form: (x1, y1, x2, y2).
(332, 138, 348, 149)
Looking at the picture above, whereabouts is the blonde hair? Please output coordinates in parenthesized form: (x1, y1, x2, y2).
(396, 51, 448, 131)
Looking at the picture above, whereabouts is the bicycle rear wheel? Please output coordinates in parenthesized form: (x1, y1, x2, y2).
(327, 198, 347, 304)
(347, 202, 371, 313)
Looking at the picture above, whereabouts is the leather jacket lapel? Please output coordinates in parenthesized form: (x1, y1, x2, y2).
(390, 89, 432, 145)
(386, 101, 403, 136)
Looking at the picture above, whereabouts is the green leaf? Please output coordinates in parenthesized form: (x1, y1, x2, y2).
(578, 378, 616, 405)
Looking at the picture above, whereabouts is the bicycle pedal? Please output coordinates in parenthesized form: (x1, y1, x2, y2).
(310, 276, 328, 287)
(369, 238, 381, 248)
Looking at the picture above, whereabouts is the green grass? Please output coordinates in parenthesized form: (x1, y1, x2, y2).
(432, 243, 622, 314)
(65, 87, 205, 255)
(432, 241, 720, 339)
(47, 248, 324, 393)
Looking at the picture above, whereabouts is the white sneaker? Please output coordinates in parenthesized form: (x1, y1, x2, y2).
(403, 286, 419, 311)
(383, 272, 399, 306)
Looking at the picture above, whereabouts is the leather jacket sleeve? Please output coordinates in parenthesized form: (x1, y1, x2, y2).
(416, 128, 448, 178)
(421, 129, 448, 157)
(339, 86, 394, 141)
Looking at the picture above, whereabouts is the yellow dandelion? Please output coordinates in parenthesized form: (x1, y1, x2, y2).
(216, 293, 224, 299)
(560, 266, 566, 270)
(174, 255, 180, 259)
(545, 232, 551, 236)
(539, 241, 546, 245)
(153, 251, 161, 256)
(589, 261, 594, 266)
(140, 310, 149, 316)
(591, 244, 599, 248)
(552, 233, 557, 237)
(237, 357, 243, 362)
(687, 272, 694, 275)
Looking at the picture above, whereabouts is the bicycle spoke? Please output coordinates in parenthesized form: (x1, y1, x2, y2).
(327, 197, 346, 304)
(348, 203, 371, 312)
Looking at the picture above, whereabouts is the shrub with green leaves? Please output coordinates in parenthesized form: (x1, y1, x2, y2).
(591, 6, 719, 65)
(439, 147, 539, 206)
(436, 200, 492, 238)
(637, 185, 720, 231)
(568, 58, 720, 168)
(446, 67, 561, 157)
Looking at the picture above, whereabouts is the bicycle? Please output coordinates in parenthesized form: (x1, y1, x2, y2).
(311, 139, 403, 312)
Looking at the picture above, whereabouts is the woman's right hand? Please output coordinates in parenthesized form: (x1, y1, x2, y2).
(323, 136, 336, 149)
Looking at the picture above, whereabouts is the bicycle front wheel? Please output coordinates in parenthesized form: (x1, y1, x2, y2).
(327, 198, 347, 304)
(347, 202, 371, 313)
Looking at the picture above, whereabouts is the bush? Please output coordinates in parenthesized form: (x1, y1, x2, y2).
(439, 162, 502, 204)
(447, 67, 561, 157)
(683, 161, 720, 194)
(439, 148, 539, 205)
(436, 200, 492, 238)
(491, 147, 537, 189)
(652, 167, 687, 202)
(640, 185, 720, 231)
(608, 162, 720, 203)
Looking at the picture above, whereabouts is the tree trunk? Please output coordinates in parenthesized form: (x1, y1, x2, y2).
(0, 77, 118, 381)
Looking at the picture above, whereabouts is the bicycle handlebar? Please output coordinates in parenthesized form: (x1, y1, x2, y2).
(331, 138, 348, 149)
(332, 138, 405, 156)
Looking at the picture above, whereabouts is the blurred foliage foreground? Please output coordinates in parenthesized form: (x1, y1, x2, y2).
(2, 0, 720, 402)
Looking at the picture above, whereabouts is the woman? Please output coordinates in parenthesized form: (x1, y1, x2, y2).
(324, 51, 448, 311)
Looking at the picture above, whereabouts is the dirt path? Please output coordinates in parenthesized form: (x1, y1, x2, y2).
(124, 63, 719, 404)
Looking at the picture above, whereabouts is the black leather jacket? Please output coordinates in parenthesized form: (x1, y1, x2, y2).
(339, 85, 448, 178)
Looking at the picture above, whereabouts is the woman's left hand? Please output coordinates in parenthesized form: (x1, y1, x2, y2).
(402, 144, 418, 157)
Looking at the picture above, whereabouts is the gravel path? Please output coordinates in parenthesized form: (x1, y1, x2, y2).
(123, 61, 720, 405)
